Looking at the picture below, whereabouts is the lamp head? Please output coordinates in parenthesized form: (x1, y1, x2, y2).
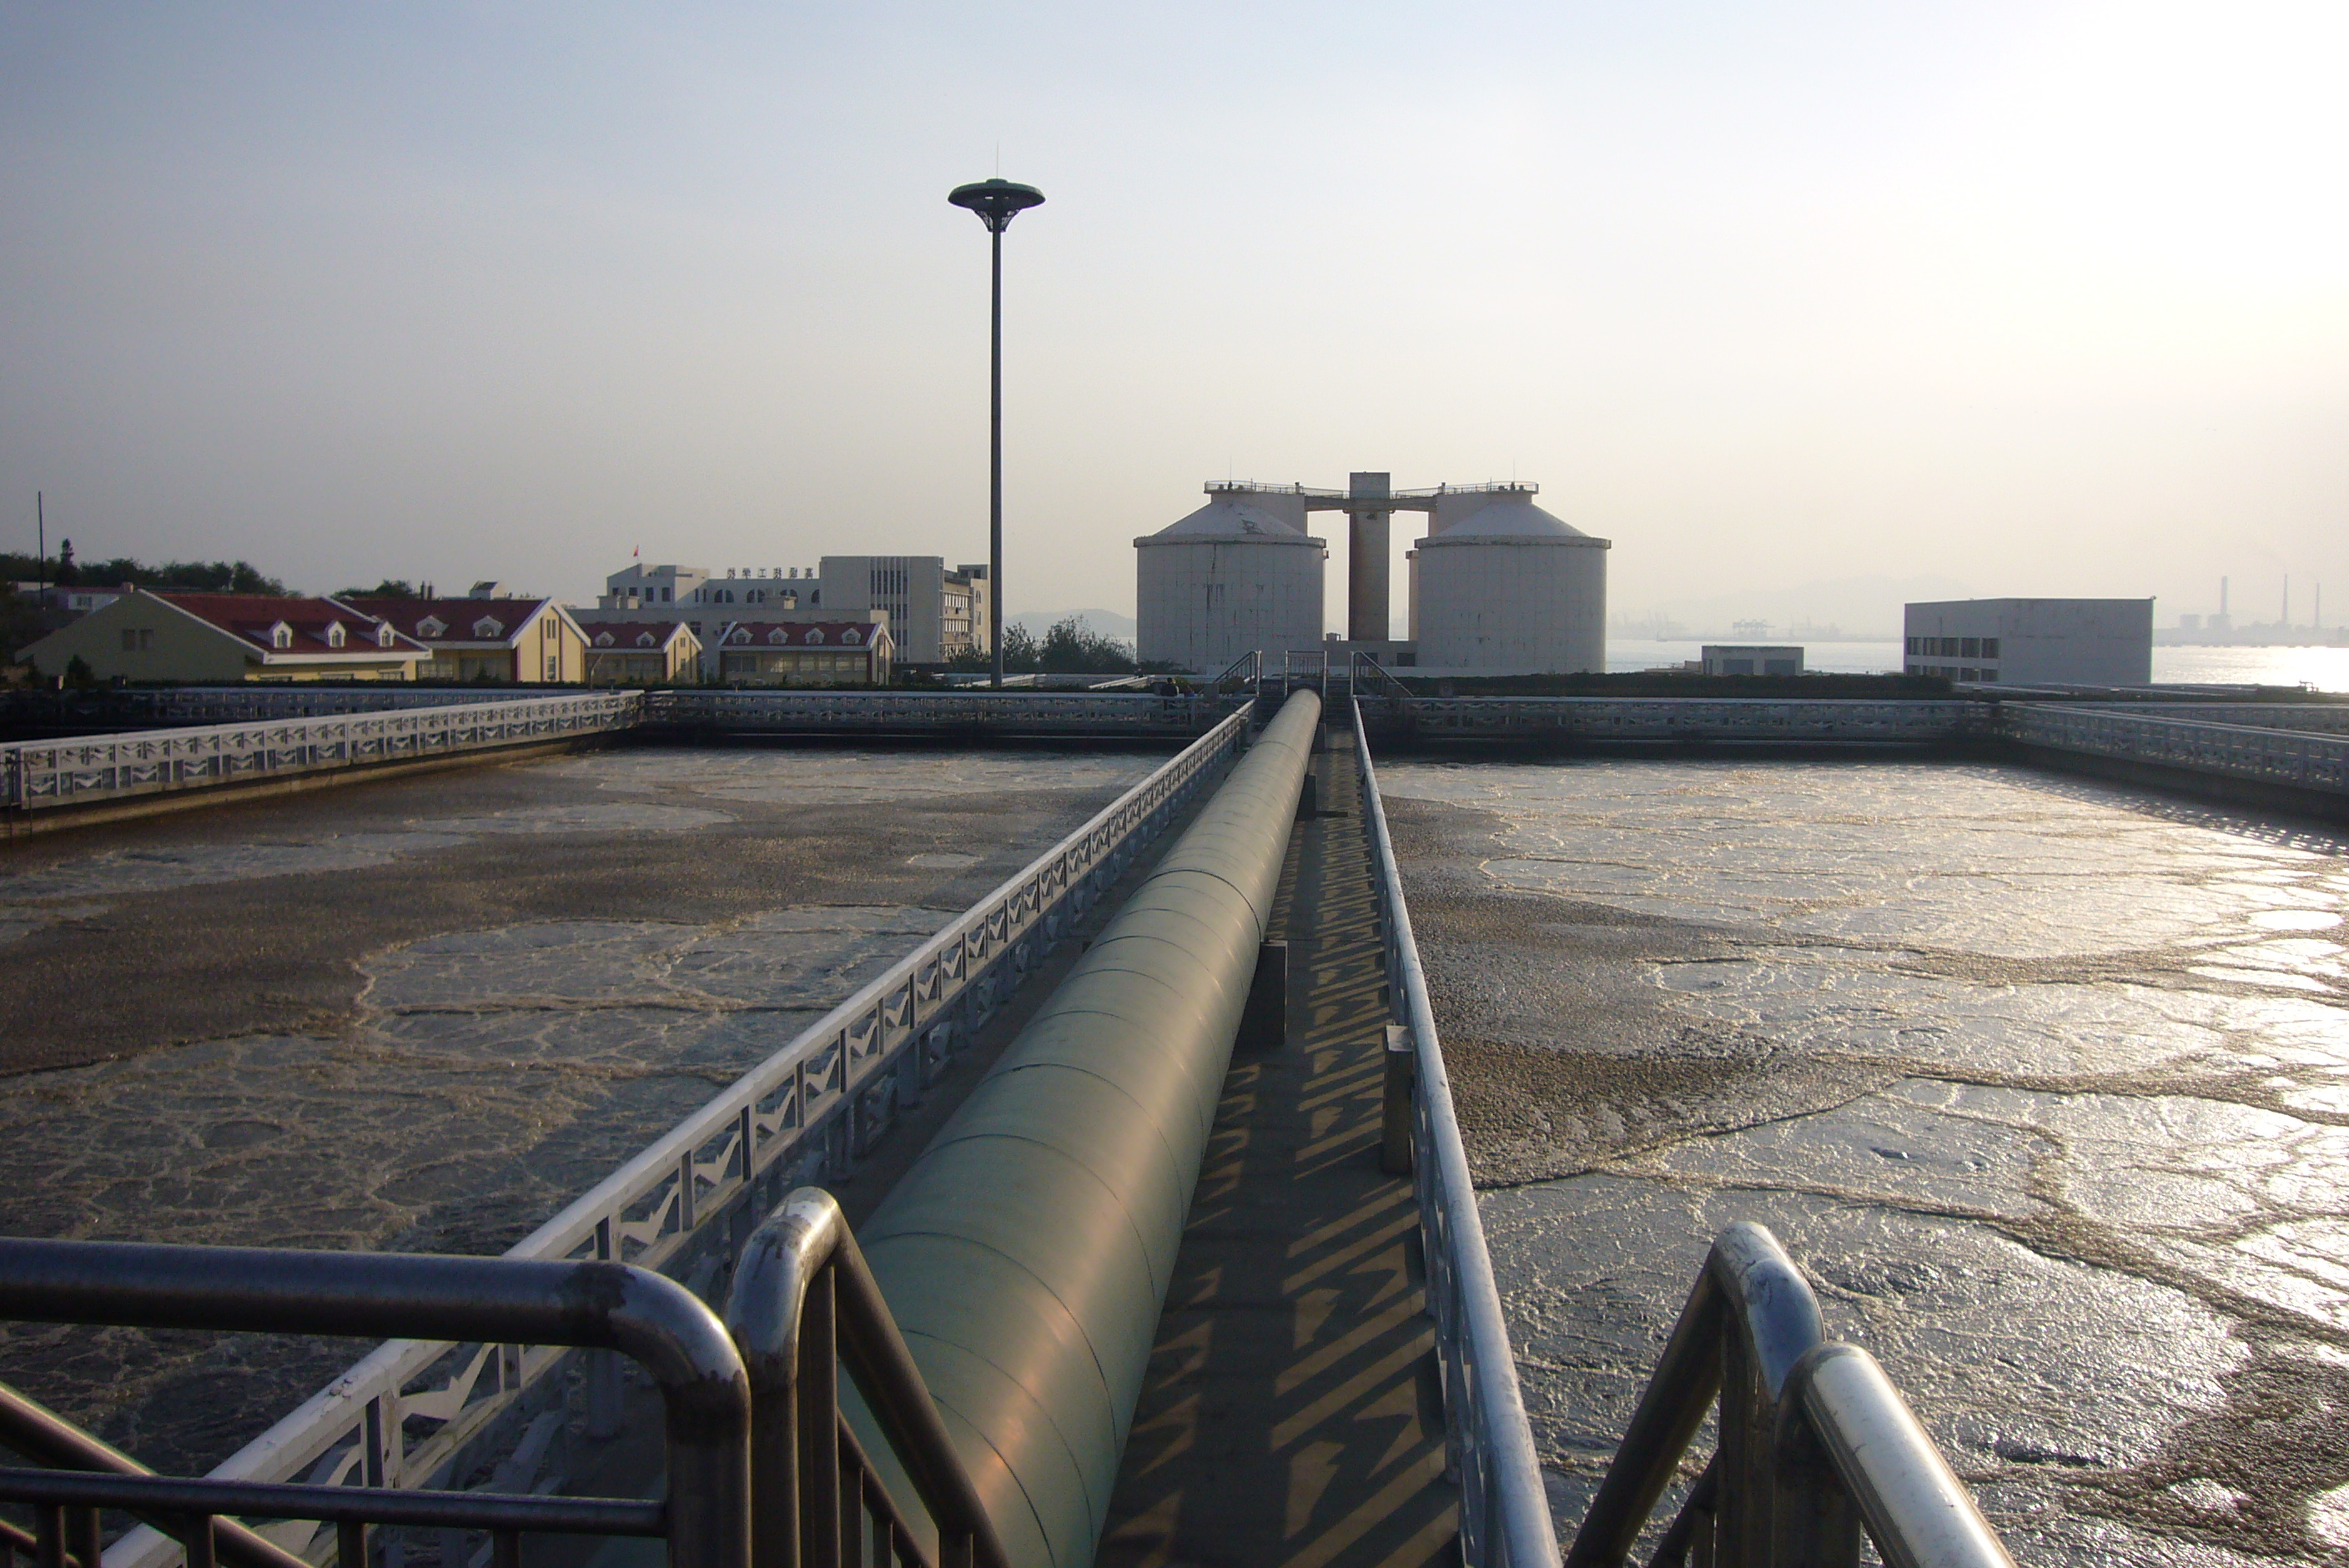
(948, 178, 1046, 234)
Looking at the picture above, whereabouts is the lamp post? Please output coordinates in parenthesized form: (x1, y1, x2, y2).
(947, 178, 1044, 688)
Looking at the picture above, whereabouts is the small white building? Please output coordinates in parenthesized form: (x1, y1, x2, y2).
(1134, 494, 1326, 675)
(1701, 645, 1803, 676)
(1904, 599, 2153, 686)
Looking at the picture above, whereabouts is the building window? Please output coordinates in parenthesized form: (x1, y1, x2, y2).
(1981, 668, 1998, 681)
(1960, 637, 1979, 658)
(1981, 638, 1999, 657)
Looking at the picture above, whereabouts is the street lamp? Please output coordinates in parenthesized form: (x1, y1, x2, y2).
(947, 177, 1045, 688)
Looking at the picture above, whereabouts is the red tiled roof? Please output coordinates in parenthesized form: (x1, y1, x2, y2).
(338, 597, 555, 647)
(157, 593, 426, 656)
(586, 621, 695, 651)
(718, 621, 893, 650)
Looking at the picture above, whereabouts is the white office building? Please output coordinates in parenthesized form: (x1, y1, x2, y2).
(597, 559, 985, 665)
(1904, 599, 2153, 686)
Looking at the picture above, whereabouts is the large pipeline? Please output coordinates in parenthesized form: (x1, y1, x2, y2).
(855, 688, 1322, 1568)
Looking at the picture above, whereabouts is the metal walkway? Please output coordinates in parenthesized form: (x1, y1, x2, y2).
(1097, 730, 1457, 1568)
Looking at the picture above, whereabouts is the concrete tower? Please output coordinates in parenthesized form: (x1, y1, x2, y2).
(1347, 472, 1392, 641)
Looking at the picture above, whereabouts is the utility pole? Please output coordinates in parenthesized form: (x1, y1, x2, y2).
(947, 177, 1045, 687)
(36, 491, 44, 596)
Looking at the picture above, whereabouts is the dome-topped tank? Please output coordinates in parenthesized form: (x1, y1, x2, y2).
(1411, 493, 1607, 673)
(1135, 493, 1326, 674)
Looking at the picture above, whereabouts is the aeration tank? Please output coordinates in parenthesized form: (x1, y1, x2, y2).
(1134, 494, 1325, 674)
(1412, 494, 1608, 673)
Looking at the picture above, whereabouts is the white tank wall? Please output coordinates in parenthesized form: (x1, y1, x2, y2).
(1136, 539, 1325, 674)
(1415, 539, 1607, 672)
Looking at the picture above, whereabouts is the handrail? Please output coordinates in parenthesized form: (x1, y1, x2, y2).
(1351, 698, 1558, 1568)
(1205, 649, 1264, 694)
(0, 1236, 750, 1568)
(1785, 1346, 2015, 1568)
(1562, 1225, 2015, 1568)
(1565, 1224, 1821, 1568)
(722, 1189, 1009, 1568)
(0, 1382, 310, 1568)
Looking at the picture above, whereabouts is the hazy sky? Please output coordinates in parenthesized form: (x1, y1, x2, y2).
(3, 2, 2343, 635)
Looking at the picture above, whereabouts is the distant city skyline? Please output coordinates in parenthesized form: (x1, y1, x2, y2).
(3, 3, 2343, 636)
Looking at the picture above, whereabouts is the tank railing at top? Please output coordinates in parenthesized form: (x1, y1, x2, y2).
(1562, 1223, 2015, 1568)
(1349, 698, 1558, 1568)
(99, 708, 1252, 1568)
(0, 691, 644, 812)
(0, 1238, 747, 1568)
(721, 1189, 1009, 1568)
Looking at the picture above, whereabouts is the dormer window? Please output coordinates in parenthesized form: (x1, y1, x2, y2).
(767, 628, 787, 645)
(417, 616, 446, 638)
(843, 628, 861, 646)
(326, 622, 347, 648)
(806, 628, 826, 645)
(595, 631, 616, 647)
(269, 622, 293, 650)
(473, 617, 504, 639)
(636, 631, 656, 647)
(729, 627, 750, 645)
(376, 625, 396, 647)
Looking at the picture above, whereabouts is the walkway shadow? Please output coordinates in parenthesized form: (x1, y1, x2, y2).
(1099, 743, 1459, 1568)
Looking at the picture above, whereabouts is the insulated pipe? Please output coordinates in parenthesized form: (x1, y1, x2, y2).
(856, 688, 1322, 1568)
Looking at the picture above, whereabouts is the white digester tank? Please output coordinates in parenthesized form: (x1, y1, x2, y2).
(1134, 495, 1325, 674)
(1412, 495, 1608, 673)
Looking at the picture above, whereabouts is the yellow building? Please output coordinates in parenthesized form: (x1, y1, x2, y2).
(714, 620, 894, 686)
(18, 590, 426, 682)
(340, 596, 588, 683)
(584, 621, 701, 684)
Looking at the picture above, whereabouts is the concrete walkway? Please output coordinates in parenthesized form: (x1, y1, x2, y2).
(1099, 729, 1458, 1568)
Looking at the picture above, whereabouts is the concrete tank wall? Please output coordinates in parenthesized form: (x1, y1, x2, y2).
(1135, 538, 1325, 675)
(1415, 536, 1607, 673)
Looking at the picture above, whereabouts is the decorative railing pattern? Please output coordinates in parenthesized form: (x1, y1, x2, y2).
(1361, 697, 1990, 743)
(108, 708, 1249, 1568)
(1351, 700, 1559, 1568)
(0, 694, 643, 812)
(2056, 702, 2349, 735)
(2001, 702, 2349, 793)
(645, 690, 1241, 735)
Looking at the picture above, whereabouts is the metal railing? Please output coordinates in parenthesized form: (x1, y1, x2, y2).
(0, 693, 642, 812)
(1351, 699, 1558, 1568)
(0, 1237, 748, 1568)
(1205, 649, 1263, 696)
(643, 691, 1238, 736)
(1281, 649, 1329, 696)
(1563, 1224, 2013, 1568)
(1392, 698, 1989, 743)
(2057, 702, 2349, 735)
(722, 1189, 1007, 1568)
(103, 707, 1250, 1568)
(2002, 702, 2349, 792)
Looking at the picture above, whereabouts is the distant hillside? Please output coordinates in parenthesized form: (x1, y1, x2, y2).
(1009, 607, 1136, 643)
(1614, 573, 1975, 641)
